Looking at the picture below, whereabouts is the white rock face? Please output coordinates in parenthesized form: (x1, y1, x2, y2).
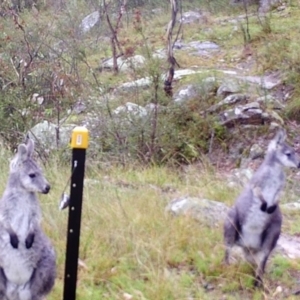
(102, 55, 146, 72)
(79, 11, 100, 33)
(28, 120, 75, 149)
(113, 102, 148, 119)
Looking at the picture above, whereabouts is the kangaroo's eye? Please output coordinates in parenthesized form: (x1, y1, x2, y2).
(286, 152, 291, 158)
(29, 173, 36, 178)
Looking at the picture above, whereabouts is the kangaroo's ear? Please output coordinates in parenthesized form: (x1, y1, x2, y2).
(10, 143, 27, 171)
(17, 144, 28, 161)
(274, 128, 287, 145)
(26, 138, 34, 157)
(268, 128, 287, 152)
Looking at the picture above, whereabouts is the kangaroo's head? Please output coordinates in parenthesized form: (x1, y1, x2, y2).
(268, 129, 300, 169)
(10, 139, 50, 194)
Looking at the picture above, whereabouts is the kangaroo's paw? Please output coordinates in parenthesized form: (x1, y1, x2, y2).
(10, 233, 19, 249)
(267, 204, 277, 214)
(25, 232, 35, 249)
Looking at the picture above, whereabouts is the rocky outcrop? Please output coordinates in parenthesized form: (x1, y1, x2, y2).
(28, 121, 75, 150)
(165, 196, 229, 227)
(101, 55, 146, 72)
(79, 11, 100, 33)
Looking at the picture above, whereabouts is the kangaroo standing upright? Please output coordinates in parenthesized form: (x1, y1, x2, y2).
(0, 139, 56, 300)
(224, 129, 300, 287)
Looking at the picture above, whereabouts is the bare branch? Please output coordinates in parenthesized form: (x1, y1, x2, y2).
(164, 0, 181, 97)
(103, 0, 126, 74)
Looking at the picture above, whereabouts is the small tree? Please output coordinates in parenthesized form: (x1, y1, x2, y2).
(102, 0, 127, 74)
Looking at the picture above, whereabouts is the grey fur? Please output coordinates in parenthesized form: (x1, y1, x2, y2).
(224, 129, 300, 287)
(0, 139, 56, 300)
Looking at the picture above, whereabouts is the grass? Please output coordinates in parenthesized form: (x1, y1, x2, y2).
(44, 161, 211, 299)
(12, 155, 292, 299)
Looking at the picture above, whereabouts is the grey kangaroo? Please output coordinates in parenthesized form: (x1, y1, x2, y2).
(0, 139, 56, 300)
(224, 129, 300, 287)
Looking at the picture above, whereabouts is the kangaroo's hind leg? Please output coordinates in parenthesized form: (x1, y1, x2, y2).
(223, 207, 241, 264)
(253, 219, 281, 287)
(29, 245, 56, 300)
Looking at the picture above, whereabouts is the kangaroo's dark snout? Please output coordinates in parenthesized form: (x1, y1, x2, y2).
(43, 185, 50, 194)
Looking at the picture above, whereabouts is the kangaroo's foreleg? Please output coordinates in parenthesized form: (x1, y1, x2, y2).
(25, 216, 40, 249)
(252, 185, 282, 213)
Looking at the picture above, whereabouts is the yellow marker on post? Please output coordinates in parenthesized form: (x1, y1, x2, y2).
(70, 126, 89, 149)
(63, 127, 89, 300)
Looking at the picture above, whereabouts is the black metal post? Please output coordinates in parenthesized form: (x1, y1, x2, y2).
(63, 127, 88, 300)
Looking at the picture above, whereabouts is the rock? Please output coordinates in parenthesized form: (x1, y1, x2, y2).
(173, 41, 186, 50)
(118, 77, 152, 92)
(207, 93, 250, 113)
(273, 84, 294, 102)
(269, 121, 282, 130)
(256, 95, 285, 110)
(173, 84, 198, 103)
(165, 197, 229, 226)
(152, 49, 167, 60)
(237, 72, 282, 90)
(173, 69, 204, 80)
(113, 102, 147, 119)
(123, 292, 133, 300)
(200, 77, 219, 94)
(277, 234, 300, 259)
(227, 168, 254, 188)
(188, 41, 220, 51)
(217, 79, 241, 97)
(102, 55, 146, 72)
(28, 120, 75, 149)
(281, 202, 300, 211)
(219, 101, 270, 127)
(31, 93, 44, 105)
(145, 103, 160, 114)
(118, 69, 206, 92)
(272, 286, 283, 298)
(227, 141, 245, 162)
(124, 55, 146, 69)
(249, 143, 264, 160)
(179, 11, 205, 24)
(72, 99, 86, 114)
(174, 40, 220, 56)
(191, 42, 220, 57)
(79, 11, 100, 33)
(151, 8, 163, 15)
